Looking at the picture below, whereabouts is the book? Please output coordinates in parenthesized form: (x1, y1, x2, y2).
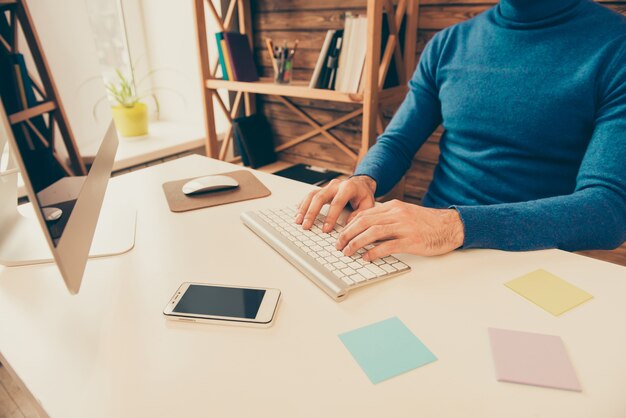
(356, 12, 407, 92)
(273, 164, 341, 186)
(341, 15, 367, 93)
(327, 36, 343, 90)
(318, 30, 343, 89)
(215, 32, 228, 80)
(222, 32, 259, 82)
(335, 13, 354, 92)
(220, 39, 235, 81)
(233, 125, 250, 166)
(335, 15, 367, 93)
(232, 113, 276, 168)
(309, 30, 335, 88)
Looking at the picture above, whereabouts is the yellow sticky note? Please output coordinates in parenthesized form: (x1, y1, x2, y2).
(505, 269, 593, 316)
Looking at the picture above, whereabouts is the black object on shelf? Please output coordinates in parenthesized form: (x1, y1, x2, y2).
(232, 113, 276, 169)
(273, 164, 341, 186)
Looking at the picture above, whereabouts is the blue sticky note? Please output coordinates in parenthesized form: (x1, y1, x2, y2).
(339, 317, 437, 384)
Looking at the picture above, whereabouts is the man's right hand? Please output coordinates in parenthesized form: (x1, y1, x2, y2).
(295, 175, 377, 233)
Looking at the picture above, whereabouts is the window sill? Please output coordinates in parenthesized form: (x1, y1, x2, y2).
(79, 120, 215, 172)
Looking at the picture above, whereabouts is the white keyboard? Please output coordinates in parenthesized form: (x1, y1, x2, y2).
(240, 206, 410, 301)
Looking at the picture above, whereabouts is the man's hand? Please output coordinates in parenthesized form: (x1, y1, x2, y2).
(296, 176, 377, 232)
(336, 200, 465, 260)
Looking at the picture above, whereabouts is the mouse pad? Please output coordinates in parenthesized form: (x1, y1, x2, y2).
(162, 170, 271, 213)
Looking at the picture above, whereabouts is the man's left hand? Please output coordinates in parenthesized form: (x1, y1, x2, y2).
(336, 200, 465, 261)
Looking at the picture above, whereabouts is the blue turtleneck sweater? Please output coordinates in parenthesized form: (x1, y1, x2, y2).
(354, 0, 626, 251)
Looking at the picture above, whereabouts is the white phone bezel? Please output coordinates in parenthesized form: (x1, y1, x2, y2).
(163, 282, 281, 327)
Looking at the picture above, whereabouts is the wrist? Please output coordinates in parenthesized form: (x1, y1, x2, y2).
(350, 175, 377, 195)
(445, 209, 465, 249)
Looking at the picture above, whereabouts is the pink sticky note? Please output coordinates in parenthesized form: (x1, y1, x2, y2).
(488, 328, 582, 392)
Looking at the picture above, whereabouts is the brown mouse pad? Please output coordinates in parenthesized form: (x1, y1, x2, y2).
(162, 170, 271, 213)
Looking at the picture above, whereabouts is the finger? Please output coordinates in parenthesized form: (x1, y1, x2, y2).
(363, 239, 402, 262)
(345, 196, 375, 224)
(342, 223, 398, 257)
(337, 212, 395, 250)
(350, 200, 395, 220)
(323, 189, 353, 232)
(302, 187, 336, 229)
(346, 206, 369, 224)
(295, 190, 317, 224)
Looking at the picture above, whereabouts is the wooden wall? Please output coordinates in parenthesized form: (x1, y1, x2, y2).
(251, 0, 625, 205)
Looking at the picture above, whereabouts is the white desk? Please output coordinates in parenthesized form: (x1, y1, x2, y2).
(1, 155, 625, 418)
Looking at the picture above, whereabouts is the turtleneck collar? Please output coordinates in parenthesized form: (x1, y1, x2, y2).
(496, 0, 583, 27)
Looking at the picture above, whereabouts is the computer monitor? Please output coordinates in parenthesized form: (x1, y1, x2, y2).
(0, 102, 136, 294)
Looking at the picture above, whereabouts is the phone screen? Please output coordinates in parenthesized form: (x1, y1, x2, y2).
(173, 285, 266, 319)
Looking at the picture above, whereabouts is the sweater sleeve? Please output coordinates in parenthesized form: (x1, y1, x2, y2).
(353, 33, 444, 197)
(454, 43, 626, 252)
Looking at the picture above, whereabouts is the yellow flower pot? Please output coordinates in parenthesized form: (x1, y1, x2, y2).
(111, 102, 148, 137)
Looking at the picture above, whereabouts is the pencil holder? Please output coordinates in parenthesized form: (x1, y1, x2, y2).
(274, 54, 294, 84)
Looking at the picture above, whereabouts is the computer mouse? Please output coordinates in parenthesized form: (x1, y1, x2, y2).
(42, 207, 63, 222)
(182, 175, 239, 195)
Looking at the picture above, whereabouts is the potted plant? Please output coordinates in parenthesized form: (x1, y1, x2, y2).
(106, 68, 159, 138)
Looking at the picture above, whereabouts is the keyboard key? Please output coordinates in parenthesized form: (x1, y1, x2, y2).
(357, 268, 376, 280)
(341, 267, 356, 276)
(381, 264, 396, 273)
(324, 263, 335, 271)
(383, 256, 398, 264)
(341, 276, 354, 286)
(332, 270, 345, 278)
(373, 259, 385, 265)
(326, 256, 338, 264)
(350, 274, 366, 283)
(340, 256, 353, 264)
(318, 250, 331, 258)
(392, 262, 409, 271)
(365, 264, 386, 277)
(333, 261, 347, 270)
(348, 262, 361, 270)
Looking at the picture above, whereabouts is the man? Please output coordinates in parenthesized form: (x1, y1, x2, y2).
(296, 0, 626, 262)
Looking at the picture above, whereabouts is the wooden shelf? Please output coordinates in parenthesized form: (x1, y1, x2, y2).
(206, 78, 408, 104)
(194, 0, 418, 172)
(8, 101, 56, 125)
(206, 78, 365, 103)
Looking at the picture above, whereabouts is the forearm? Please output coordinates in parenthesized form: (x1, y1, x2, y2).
(453, 187, 626, 251)
(354, 37, 444, 197)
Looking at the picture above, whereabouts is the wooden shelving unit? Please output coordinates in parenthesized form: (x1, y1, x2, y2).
(0, 0, 86, 176)
(194, 0, 419, 171)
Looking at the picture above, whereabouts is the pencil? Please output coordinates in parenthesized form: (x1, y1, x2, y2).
(265, 38, 278, 74)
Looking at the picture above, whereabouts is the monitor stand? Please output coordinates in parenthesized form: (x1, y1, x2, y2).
(0, 147, 136, 267)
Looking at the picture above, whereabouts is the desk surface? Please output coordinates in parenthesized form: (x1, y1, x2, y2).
(1, 155, 625, 418)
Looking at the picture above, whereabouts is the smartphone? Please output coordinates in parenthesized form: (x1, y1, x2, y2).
(163, 282, 281, 328)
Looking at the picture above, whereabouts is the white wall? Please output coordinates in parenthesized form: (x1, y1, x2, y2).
(25, 0, 112, 150)
(137, 0, 227, 131)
